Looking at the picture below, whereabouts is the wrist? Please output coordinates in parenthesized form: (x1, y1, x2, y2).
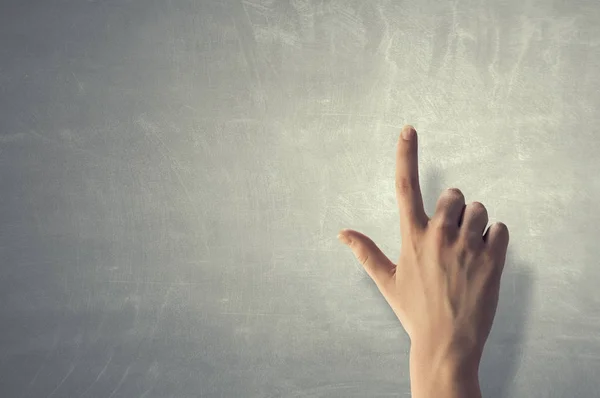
(411, 362, 481, 398)
(410, 345, 481, 398)
(438, 359, 481, 393)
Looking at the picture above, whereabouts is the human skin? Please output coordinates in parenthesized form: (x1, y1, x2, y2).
(337, 125, 509, 398)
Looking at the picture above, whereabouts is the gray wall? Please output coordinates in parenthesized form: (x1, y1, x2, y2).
(1, 1, 599, 397)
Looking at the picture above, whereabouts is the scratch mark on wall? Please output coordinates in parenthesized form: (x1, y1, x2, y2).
(72, 72, 85, 94)
(231, 0, 266, 113)
(106, 365, 131, 398)
(45, 364, 75, 398)
(506, 19, 536, 99)
(76, 350, 114, 398)
(150, 285, 174, 340)
(18, 327, 62, 398)
(140, 387, 154, 398)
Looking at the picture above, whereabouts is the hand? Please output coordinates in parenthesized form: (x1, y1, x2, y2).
(337, 125, 509, 397)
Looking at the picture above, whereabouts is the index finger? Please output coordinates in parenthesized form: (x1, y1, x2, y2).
(396, 125, 427, 234)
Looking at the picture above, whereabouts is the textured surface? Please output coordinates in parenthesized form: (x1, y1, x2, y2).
(1, 1, 600, 397)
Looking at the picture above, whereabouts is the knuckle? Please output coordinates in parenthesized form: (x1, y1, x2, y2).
(358, 253, 370, 266)
(466, 234, 484, 250)
(480, 263, 499, 285)
(395, 177, 410, 195)
(432, 222, 456, 243)
(396, 176, 417, 195)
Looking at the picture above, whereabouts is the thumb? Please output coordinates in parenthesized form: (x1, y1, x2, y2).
(337, 229, 396, 288)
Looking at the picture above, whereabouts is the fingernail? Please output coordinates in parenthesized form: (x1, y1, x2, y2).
(337, 232, 351, 245)
(401, 126, 415, 140)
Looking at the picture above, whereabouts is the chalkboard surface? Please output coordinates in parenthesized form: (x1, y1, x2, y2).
(1, 1, 600, 397)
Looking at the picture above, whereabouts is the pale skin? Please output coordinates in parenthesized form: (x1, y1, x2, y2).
(337, 125, 509, 398)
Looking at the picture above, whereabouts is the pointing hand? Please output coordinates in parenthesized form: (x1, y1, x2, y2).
(338, 125, 509, 398)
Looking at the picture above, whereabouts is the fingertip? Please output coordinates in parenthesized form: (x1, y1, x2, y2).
(401, 125, 416, 141)
(338, 228, 351, 237)
(337, 229, 352, 245)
